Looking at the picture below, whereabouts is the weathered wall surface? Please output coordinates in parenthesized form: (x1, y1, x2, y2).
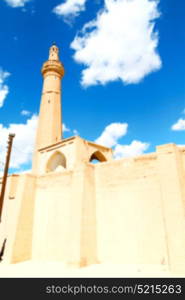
(32, 164, 98, 267)
(93, 144, 185, 274)
(94, 154, 169, 266)
(156, 144, 185, 273)
(11, 174, 36, 263)
(32, 171, 73, 261)
(34, 136, 112, 175)
(0, 175, 19, 259)
(35, 139, 77, 175)
(0, 174, 36, 263)
(79, 164, 97, 267)
(0, 143, 185, 274)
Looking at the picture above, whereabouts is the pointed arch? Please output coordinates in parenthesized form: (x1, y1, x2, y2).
(46, 151, 66, 173)
(89, 150, 107, 163)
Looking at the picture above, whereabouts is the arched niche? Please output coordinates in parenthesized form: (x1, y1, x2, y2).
(46, 151, 66, 173)
(89, 151, 107, 164)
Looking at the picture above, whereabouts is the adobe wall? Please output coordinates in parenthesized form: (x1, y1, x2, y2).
(94, 154, 168, 266)
(0, 143, 185, 274)
(0, 174, 36, 263)
(179, 146, 185, 185)
(156, 144, 185, 273)
(34, 136, 113, 175)
(0, 175, 19, 256)
(32, 171, 73, 261)
(94, 144, 185, 273)
(32, 164, 97, 267)
(35, 139, 77, 175)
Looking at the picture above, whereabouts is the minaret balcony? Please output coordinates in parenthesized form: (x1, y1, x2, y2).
(42, 60, 64, 77)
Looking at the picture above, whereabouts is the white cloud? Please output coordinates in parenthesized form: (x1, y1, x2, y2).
(171, 118, 185, 131)
(63, 123, 70, 132)
(95, 122, 128, 147)
(95, 122, 149, 159)
(0, 115, 38, 170)
(71, 0, 161, 87)
(0, 87, 9, 108)
(4, 0, 31, 7)
(114, 140, 149, 159)
(63, 123, 79, 135)
(21, 110, 31, 116)
(0, 69, 10, 108)
(73, 129, 79, 135)
(53, 0, 87, 20)
(0, 118, 79, 172)
(14, 168, 32, 174)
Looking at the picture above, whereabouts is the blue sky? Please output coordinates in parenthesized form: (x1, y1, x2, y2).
(0, 0, 185, 172)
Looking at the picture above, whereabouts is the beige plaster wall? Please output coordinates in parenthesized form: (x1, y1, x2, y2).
(156, 144, 185, 273)
(79, 164, 97, 266)
(33, 136, 113, 175)
(32, 163, 98, 267)
(32, 171, 72, 261)
(36, 140, 76, 175)
(94, 155, 168, 266)
(0, 174, 36, 263)
(74, 137, 112, 165)
(0, 176, 19, 254)
(0, 143, 185, 275)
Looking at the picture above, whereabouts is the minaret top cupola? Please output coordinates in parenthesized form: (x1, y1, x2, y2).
(41, 43, 64, 78)
(49, 43, 59, 60)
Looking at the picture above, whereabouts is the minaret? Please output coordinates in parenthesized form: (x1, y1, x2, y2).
(35, 44, 64, 150)
(32, 44, 64, 172)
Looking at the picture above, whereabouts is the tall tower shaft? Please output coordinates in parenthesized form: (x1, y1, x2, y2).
(35, 44, 64, 150)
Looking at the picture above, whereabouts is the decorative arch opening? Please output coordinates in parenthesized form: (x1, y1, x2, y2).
(89, 151, 107, 164)
(46, 151, 66, 173)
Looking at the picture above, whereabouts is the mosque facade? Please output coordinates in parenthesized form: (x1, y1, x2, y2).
(0, 45, 185, 275)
